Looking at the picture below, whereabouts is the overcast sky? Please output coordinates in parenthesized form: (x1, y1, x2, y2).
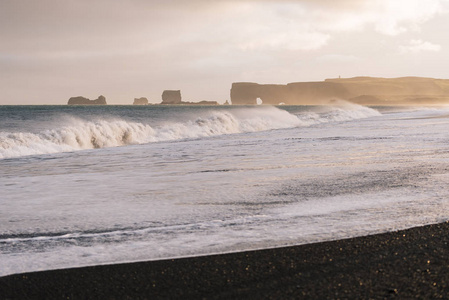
(1, 0, 449, 104)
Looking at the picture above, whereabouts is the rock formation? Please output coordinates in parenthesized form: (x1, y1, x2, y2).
(133, 97, 149, 105)
(68, 95, 107, 105)
(181, 100, 218, 105)
(230, 77, 449, 105)
(161, 90, 182, 104)
(160, 90, 218, 105)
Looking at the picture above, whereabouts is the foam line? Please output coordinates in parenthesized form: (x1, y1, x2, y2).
(0, 104, 380, 159)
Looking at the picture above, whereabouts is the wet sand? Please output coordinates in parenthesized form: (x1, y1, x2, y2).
(2, 222, 449, 299)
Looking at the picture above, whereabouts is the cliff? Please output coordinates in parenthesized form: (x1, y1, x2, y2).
(68, 95, 107, 105)
(230, 77, 449, 105)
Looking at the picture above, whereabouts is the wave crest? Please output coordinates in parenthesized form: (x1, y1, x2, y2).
(0, 120, 155, 158)
(296, 101, 381, 125)
(0, 105, 380, 159)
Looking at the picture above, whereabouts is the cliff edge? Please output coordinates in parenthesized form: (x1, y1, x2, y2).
(230, 77, 449, 105)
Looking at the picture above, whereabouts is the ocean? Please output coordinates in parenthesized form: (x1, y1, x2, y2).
(2, 102, 449, 277)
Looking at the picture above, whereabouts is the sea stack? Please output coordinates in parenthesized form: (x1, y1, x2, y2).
(67, 95, 107, 105)
(161, 90, 182, 104)
(133, 97, 149, 105)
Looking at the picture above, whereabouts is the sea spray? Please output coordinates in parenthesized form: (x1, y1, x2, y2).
(0, 121, 155, 158)
(0, 105, 381, 159)
(295, 101, 381, 125)
(8, 105, 449, 277)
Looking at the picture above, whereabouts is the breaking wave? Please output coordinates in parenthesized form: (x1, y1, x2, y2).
(0, 104, 380, 159)
(295, 100, 381, 125)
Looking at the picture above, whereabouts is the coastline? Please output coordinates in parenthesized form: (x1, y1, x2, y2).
(2, 222, 449, 299)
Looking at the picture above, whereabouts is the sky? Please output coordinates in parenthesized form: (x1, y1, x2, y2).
(1, 0, 449, 105)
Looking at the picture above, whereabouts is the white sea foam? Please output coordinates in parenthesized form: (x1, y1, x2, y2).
(4, 105, 449, 277)
(0, 104, 380, 159)
(0, 121, 155, 159)
(295, 100, 381, 125)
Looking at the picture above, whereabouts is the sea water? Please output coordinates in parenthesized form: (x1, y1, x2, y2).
(2, 102, 449, 276)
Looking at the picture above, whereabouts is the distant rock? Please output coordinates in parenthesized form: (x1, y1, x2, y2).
(133, 97, 149, 105)
(68, 95, 107, 105)
(161, 90, 182, 104)
(175, 100, 218, 105)
(185, 100, 218, 105)
(160, 90, 218, 105)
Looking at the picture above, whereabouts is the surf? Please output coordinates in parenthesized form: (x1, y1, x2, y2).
(0, 104, 381, 159)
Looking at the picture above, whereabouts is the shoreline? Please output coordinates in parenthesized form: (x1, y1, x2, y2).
(2, 222, 449, 299)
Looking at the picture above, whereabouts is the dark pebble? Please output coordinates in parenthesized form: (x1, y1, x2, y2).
(2, 222, 449, 299)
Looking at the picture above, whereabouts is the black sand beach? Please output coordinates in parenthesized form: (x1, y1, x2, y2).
(2, 222, 449, 299)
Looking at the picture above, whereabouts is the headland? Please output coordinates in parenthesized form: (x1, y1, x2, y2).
(230, 76, 449, 105)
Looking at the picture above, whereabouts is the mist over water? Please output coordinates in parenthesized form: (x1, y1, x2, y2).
(2, 103, 449, 277)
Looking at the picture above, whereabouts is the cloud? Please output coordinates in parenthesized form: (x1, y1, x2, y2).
(297, 0, 447, 35)
(1, 0, 449, 104)
(1, 0, 447, 59)
(372, 0, 446, 35)
(196, 0, 449, 54)
(399, 39, 442, 54)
